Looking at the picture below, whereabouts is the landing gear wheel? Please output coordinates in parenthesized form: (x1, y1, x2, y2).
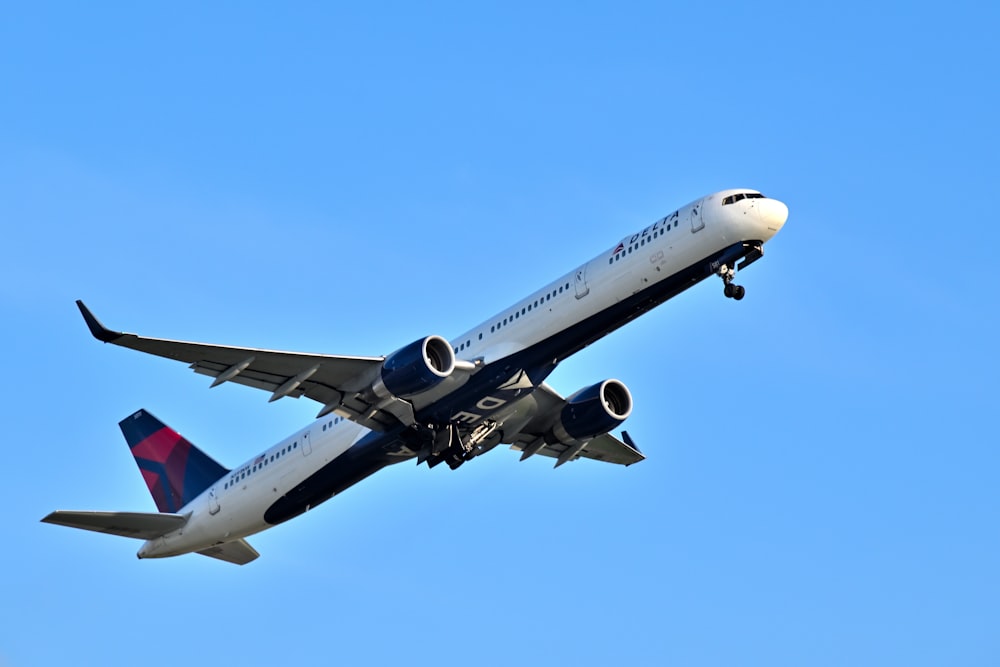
(718, 264, 745, 300)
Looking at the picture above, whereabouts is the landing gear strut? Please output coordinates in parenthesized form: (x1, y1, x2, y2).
(418, 420, 500, 470)
(718, 265, 746, 301)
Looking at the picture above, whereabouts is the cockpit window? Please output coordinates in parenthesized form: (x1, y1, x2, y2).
(722, 192, 766, 205)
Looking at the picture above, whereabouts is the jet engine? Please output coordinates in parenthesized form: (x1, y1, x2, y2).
(552, 379, 633, 445)
(372, 336, 456, 400)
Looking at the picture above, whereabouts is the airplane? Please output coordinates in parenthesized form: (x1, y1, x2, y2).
(42, 188, 788, 565)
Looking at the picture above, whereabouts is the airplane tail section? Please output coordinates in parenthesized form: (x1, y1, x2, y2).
(119, 409, 229, 513)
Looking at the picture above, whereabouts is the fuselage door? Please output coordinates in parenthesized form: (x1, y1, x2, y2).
(301, 430, 313, 456)
(690, 200, 705, 233)
(208, 488, 220, 515)
(574, 264, 590, 299)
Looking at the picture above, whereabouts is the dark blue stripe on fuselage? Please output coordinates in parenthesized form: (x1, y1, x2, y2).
(263, 430, 404, 525)
(262, 242, 756, 525)
(414, 240, 757, 423)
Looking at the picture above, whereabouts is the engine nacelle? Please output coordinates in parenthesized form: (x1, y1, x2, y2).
(373, 336, 456, 400)
(552, 379, 633, 445)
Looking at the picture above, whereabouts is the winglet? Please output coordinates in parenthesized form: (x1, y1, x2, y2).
(76, 300, 123, 343)
(621, 431, 645, 466)
(622, 431, 642, 454)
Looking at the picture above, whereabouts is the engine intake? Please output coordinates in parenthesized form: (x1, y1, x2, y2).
(552, 379, 633, 445)
(374, 336, 456, 400)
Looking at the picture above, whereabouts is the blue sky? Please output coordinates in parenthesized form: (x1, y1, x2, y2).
(2, 2, 998, 665)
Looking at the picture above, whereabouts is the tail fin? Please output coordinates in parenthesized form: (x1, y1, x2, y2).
(120, 409, 229, 513)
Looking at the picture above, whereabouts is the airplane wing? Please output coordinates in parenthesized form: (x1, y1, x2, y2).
(76, 301, 414, 431)
(41, 510, 188, 540)
(197, 539, 259, 566)
(507, 383, 645, 467)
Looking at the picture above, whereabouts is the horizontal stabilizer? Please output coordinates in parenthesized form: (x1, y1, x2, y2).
(41, 510, 188, 540)
(197, 539, 259, 565)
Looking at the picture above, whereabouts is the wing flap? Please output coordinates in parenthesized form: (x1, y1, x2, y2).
(514, 432, 645, 466)
(197, 539, 259, 565)
(41, 510, 188, 540)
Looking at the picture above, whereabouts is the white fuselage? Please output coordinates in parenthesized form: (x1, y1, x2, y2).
(139, 189, 787, 559)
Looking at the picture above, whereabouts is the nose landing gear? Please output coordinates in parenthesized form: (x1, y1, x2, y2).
(718, 265, 746, 301)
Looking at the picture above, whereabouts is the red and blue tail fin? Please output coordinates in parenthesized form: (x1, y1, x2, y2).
(119, 410, 229, 513)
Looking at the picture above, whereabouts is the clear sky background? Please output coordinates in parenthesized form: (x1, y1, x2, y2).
(2, 2, 997, 665)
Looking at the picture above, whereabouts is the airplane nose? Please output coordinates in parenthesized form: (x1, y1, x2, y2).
(757, 198, 788, 234)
